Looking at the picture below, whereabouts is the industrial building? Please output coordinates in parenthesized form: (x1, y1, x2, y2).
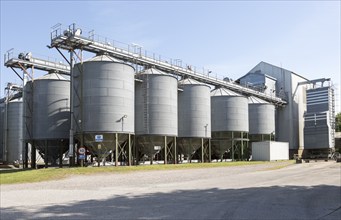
(0, 23, 336, 167)
(240, 62, 309, 156)
(238, 62, 336, 157)
(303, 83, 335, 157)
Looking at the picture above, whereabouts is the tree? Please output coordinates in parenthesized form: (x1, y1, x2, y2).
(336, 112, 341, 132)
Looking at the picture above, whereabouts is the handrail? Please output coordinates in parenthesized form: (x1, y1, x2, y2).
(50, 23, 287, 106)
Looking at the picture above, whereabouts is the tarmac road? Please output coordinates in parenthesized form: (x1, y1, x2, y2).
(1, 161, 340, 220)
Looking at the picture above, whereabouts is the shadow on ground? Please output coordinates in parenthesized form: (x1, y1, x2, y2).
(1, 185, 340, 220)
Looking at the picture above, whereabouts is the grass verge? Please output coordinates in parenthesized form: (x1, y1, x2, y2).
(0, 161, 287, 185)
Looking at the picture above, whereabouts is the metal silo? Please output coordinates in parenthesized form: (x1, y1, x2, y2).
(248, 96, 275, 141)
(177, 78, 211, 162)
(3, 99, 23, 164)
(211, 88, 249, 161)
(26, 73, 70, 166)
(135, 68, 177, 164)
(73, 54, 135, 165)
(0, 103, 4, 162)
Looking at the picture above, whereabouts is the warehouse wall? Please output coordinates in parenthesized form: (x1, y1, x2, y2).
(244, 62, 308, 153)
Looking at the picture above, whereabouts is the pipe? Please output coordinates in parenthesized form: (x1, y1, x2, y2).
(68, 50, 74, 166)
(21, 70, 28, 168)
(3, 89, 9, 163)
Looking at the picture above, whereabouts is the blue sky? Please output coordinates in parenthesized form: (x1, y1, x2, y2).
(1, 0, 340, 111)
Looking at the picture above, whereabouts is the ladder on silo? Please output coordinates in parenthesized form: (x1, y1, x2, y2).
(330, 87, 335, 147)
(143, 74, 150, 133)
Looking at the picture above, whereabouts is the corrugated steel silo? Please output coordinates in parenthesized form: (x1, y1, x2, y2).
(26, 73, 70, 165)
(211, 88, 249, 132)
(248, 96, 275, 136)
(211, 88, 249, 160)
(177, 78, 211, 160)
(5, 99, 23, 164)
(0, 103, 4, 161)
(135, 68, 177, 163)
(73, 54, 135, 162)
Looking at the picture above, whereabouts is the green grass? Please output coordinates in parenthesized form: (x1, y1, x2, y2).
(0, 161, 286, 185)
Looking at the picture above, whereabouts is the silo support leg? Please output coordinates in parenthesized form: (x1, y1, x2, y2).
(59, 144, 63, 168)
(24, 143, 29, 168)
(164, 136, 167, 164)
(128, 134, 132, 166)
(173, 136, 177, 164)
(208, 139, 211, 163)
(115, 133, 119, 167)
(241, 142, 244, 160)
(201, 138, 204, 163)
(31, 142, 36, 169)
(45, 140, 48, 168)
(241, 132, 244, 160)
(71, 138, 75, 167)
(232, 132, 234, 161)
(134, 136, 140, 165)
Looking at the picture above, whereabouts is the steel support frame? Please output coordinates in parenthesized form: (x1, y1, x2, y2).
(211, 131, 249, 162)
(16, 63, 34, 168)
(232, 132, 249, 161)
(31, 141, 36, 168)
(115, 133, 134, 166)
(49, 23, 286, 106)
(162, 136, 177, 165)
(55, 47, 83, 167)
(201, 138, 211, 163)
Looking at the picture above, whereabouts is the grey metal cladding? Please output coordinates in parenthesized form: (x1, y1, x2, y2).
(135, 70, 178, 136)
(306, 87, 330, 113)
(304, 86, 334, 149)
(6, 101, 23, 162)
(74, 57, 135, 133)
(304, 126, 330, 149)
(304, 112, 327, 127)
(30, 74, 70, 140)
(178, 79, 211, 138)
(0, 104, 4, 160)
(248, 103, 275, 134)
(211, 88, 249, 132)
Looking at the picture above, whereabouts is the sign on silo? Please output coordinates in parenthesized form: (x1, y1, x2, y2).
(95, 135, 103, 142)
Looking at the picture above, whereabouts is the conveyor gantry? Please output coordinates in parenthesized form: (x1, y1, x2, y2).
(4, 49, 70, 76)
(50, 23, 286, 106)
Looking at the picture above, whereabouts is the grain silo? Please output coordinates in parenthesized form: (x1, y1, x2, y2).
(0, 103, 4, 162)
(25, 73, 70, 166)
(248, 96, 275, 141)
(211, 88, 249, 160)
(2, 99, 23, 164)
(135, 68, 178, 164)
(177, 78, 211, 162)
(73, 54, 135, 165)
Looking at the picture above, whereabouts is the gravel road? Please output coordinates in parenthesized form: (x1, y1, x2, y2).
(1, 161, 340, 219)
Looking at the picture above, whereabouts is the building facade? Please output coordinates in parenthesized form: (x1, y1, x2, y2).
(239, 61, 309, 156)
